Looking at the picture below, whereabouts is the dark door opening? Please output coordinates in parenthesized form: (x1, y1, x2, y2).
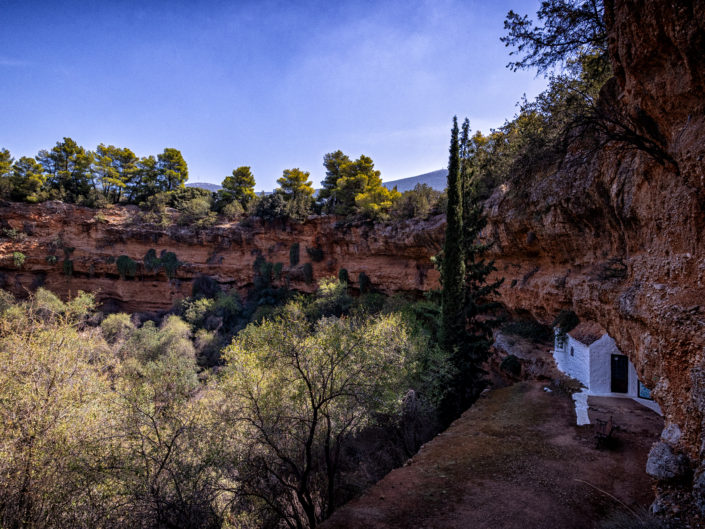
(611, 354, 629, 393)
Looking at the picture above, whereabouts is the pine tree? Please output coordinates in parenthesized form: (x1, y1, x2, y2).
(156, 148, 188, 191)
(221, 166, 256, 208)
(10, 157, 46, 202)
(37, 138, 94, 202)
(0, 148, 13, 198)
(319, 150, 351, 211)
(277, 168, 315, 200)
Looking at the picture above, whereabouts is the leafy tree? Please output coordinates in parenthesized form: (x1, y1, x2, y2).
(156, 148, 189, 191)
(501, 0, 607, 76)
(0, 292, 116, 529)
(218, 303, 414, 528)
(116, 315, 225, 528)
(37, 137, 94, 202)
(100, 312, 135, 344)
(9, 156, 46, 202)
(220, 166, 256, 208)
(391, 183, 443, 220)
(94, 144, 137, 202)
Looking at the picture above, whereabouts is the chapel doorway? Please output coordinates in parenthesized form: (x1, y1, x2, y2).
(611, 354, 629, 393)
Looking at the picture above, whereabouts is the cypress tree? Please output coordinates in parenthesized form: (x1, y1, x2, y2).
(440, 117, 466, 353)
(439, 116, 504, 424)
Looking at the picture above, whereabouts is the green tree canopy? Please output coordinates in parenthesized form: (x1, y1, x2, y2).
(0, 148, 14, 198)
(276, 167, 314, 199)
(37, 137, 94, 202)
(10, 157, 46, 202)
(220, 166, 256, 207)
(94, 144, 138, 203)
(319, 152, 400, 218)
(156, 148, 188, 191)
(318, 150, 351, 209)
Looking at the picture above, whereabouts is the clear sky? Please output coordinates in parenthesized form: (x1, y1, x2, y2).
(0, 0, 544, 190)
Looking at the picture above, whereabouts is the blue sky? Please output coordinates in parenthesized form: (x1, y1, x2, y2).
(0, 0, 544, 190)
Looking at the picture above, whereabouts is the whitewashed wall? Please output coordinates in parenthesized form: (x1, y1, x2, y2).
(554, 331, 590, 388)
(588, 334, 639, 396)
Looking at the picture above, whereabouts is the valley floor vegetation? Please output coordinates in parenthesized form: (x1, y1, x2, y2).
(0, 282, 455, 529)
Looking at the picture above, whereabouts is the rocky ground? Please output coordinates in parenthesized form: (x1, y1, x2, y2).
(323, 382, 664, 529)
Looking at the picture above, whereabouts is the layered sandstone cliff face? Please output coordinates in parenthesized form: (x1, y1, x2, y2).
(0, 201, 443, 313)
(484, 0, 705, 515)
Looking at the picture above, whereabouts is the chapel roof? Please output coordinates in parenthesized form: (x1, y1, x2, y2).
(568, 321, 606, 346)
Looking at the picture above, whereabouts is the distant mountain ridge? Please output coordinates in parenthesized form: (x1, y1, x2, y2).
(382, 169, 447, 192)
(186, 182, 222, 192)
(186, 168, 448, 195)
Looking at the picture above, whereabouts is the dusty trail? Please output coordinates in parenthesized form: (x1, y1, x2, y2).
(323, 382, 662, 529)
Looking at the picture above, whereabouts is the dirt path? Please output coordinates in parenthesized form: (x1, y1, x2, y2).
(323, 382, 663, 529)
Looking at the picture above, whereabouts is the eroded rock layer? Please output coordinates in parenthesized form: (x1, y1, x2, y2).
(0, 202, 443, 313)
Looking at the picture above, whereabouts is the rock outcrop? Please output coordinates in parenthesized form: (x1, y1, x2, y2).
(484, 0, 705, 517)
(0, 202, 443, 313)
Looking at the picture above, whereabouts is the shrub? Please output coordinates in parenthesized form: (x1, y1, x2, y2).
(338, 268, 349, 284)
(254, 192, 288, 220)
(160, 251, 180, 279)
(116, 255, 137, 280)
(191, 275, 222, 298)
(62, 259, 73, 277)
(289, 243, 300, 266)
(302, 262, 314, 284)
(2, 228, 25, 241)
(359, 271, 371, 294)
(12, 251, 25, 269)
(143, 249, 161, 272)
(101, 313, 135, 344)
(0, 289, 15, 313)
(391, 183, 443, 220)
(222, 199, 244, 220)
(34, 287, 66, 316)
(308, 278, 353, 318)
(181, 297, 215, 327)
(46, 255, 58, 265)
(273, 262, 283, 279)
(177, 197, 216, 228)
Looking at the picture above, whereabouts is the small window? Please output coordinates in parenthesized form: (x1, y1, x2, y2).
(570, 346, 574, 357)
